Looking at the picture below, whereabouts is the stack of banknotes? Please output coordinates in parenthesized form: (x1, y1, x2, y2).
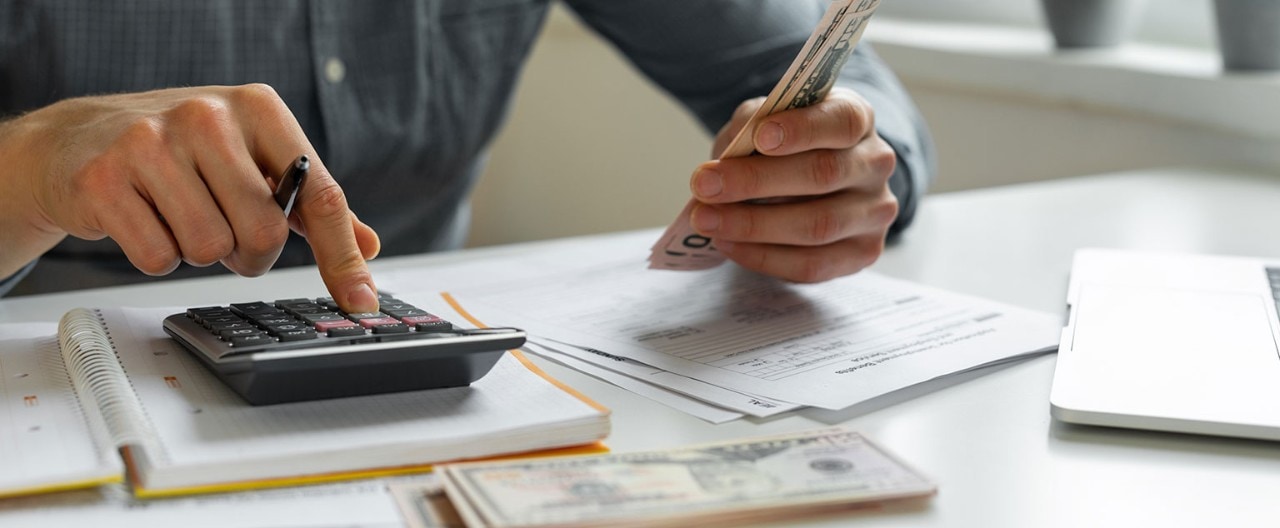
(394, 428, 934, 528)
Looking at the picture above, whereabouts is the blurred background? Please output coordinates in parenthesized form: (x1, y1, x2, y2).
(467, 0, 1280, 248)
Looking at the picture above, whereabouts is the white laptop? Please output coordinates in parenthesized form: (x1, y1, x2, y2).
(1051, 248, 1280, 441)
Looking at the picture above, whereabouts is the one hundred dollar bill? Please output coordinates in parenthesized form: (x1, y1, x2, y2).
(439, 427, 933, 527)
(648, 0, 881, 271)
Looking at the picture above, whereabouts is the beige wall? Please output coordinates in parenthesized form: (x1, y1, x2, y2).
(466, 6, 710, 248)
(907, 85, 1280, 194)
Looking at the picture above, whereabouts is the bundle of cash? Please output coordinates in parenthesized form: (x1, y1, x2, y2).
(648, 0, 881, 271)
(434, 427, 933, 527)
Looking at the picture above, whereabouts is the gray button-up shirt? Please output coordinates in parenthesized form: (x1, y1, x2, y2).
(0, 0, 933, 296)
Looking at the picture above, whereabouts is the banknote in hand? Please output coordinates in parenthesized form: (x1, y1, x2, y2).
(648, 0, 882, 271)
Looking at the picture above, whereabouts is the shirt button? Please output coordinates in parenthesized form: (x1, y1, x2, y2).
(324, 57, 346, 84)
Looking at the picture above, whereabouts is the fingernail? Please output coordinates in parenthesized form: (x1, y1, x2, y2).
(693, 168, 723, 198)
(693, 206, 721, 234)
(347, 283, 379, 313)
(757, 122, 784, 152)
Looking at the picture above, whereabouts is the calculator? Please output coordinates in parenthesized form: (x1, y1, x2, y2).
(162, 294, 525, 405)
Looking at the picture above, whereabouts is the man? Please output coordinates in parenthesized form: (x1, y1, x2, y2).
(0, 1, 933, 313)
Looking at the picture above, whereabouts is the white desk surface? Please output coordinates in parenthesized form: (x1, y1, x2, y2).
(4, 167, 1280, 527)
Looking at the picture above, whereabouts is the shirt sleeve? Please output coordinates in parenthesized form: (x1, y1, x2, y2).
(561, 0, 935, 234)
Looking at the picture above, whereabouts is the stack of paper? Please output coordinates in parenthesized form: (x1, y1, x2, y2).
(381, 231, 1060, 423)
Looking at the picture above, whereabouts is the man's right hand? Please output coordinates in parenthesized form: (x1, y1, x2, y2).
(0, 84, 382, 312)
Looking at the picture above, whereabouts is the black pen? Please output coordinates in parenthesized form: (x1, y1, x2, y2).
(274, 155, 309, 218)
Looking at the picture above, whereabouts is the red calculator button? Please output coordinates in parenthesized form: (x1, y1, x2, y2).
(399, 315, 443, 326)
(314, 320, 359, 332)
(358, 317, 401, 328)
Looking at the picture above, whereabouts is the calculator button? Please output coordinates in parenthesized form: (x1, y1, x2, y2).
(327, 326, 368, 338)
(358, 317, 400, 328)
(314, 320, 359, 332)
(187, 307, 229, 320)
(414, 321, 454, 333)
(385, 308, 429, 318)
(345, 312, 385, 321)
(371, 323, 410, 334)
(247, 312, 295, 323)
(208, 321, 255, 332)
(276, 329, 318, 342)
(220, 328, 267, 339)
(265, 323, 309, 335)
(230, 302, 282, 317)
(301, 313, 347, 324)
(229, 334, 276, 347)
(401, 315, 450, 329)
(399, 314, 441, 325)
(200, 315, 243, 327)
(254, 317, 296, 327)
(272, 298, 312, 308)
(288, 307, 333, 316)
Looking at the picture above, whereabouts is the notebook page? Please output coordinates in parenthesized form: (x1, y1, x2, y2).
(0, 324, 122, 496)
(99, 305, 607, 489)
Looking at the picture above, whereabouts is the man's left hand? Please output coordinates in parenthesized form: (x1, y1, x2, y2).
(689, 87, 899, 282)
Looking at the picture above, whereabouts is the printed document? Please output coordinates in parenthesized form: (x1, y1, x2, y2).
(447, 255, 1058, 410)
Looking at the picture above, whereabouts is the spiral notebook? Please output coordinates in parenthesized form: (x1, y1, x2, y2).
(0, 300, 610, 499)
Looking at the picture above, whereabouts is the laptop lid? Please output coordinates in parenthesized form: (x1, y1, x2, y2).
(1050, 248, 1280, 441)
